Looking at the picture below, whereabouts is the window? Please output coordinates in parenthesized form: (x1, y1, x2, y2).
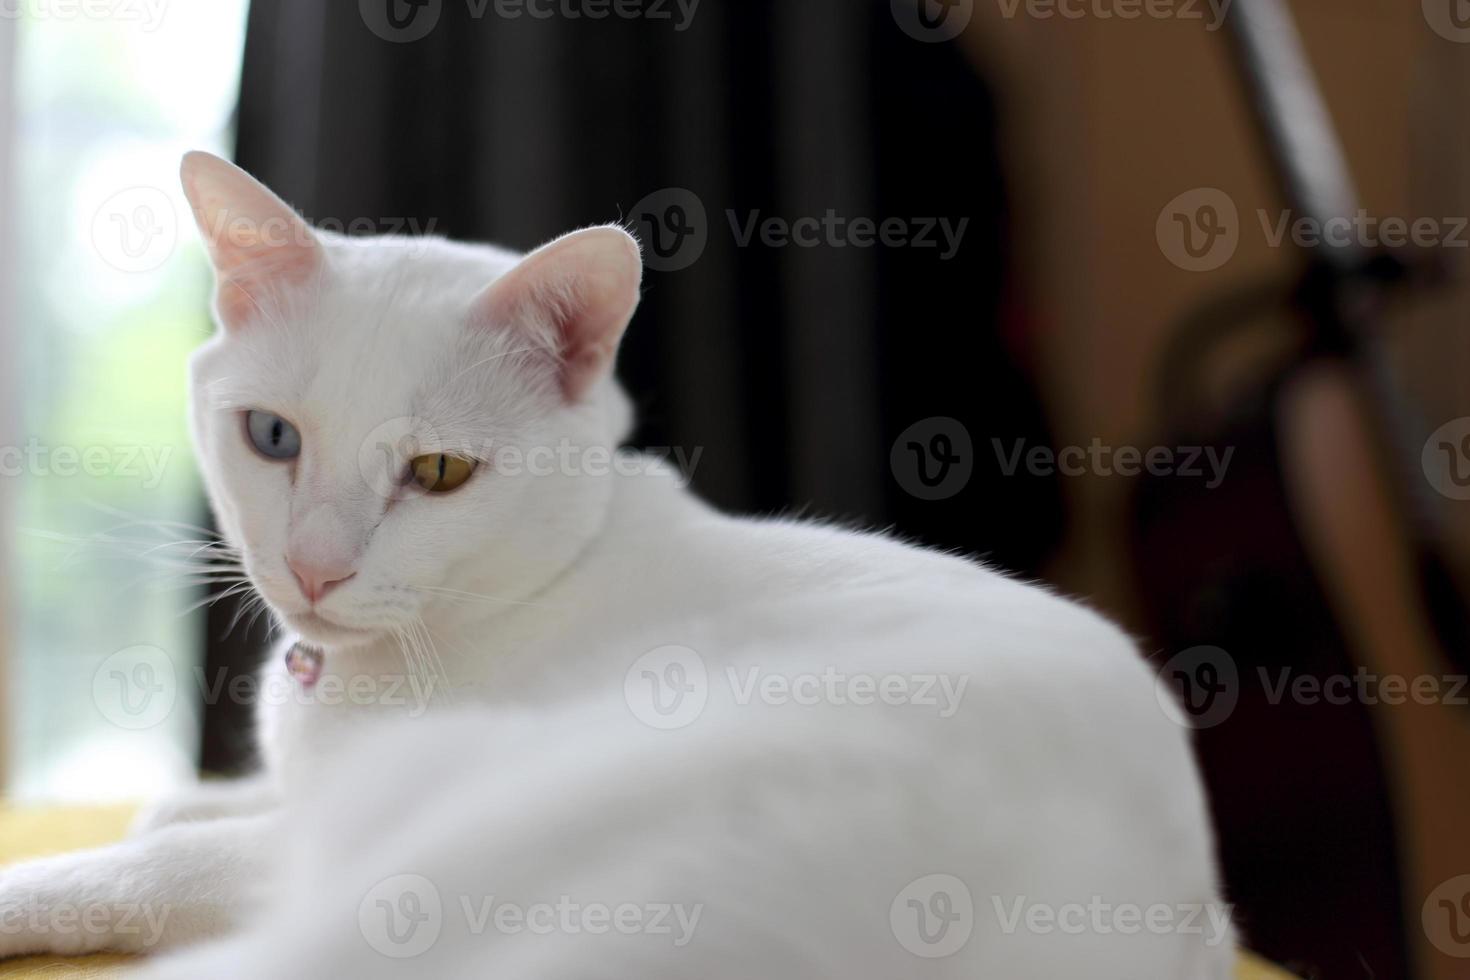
(7, 0, 249, 801)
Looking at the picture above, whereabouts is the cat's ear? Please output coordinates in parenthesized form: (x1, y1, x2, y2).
(179, 150, 322, 330)
(473, 225, 643, 403)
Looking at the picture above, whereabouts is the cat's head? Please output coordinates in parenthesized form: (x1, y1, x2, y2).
(179, 151, 641, 649)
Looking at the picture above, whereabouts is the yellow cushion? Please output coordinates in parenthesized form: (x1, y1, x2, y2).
(0, 805, 1296, 978)
(1238, 952, 1299, 980)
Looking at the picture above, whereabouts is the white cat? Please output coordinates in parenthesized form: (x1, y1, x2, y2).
(0, 151, 1235, 978)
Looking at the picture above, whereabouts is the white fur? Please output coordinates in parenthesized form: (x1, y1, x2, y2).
(0, 154, 1234, 978)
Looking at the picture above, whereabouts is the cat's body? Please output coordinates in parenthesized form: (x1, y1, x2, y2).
(0, 153, 1235, 978)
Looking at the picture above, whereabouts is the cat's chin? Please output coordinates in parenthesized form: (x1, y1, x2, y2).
(285, 610, 383, 650)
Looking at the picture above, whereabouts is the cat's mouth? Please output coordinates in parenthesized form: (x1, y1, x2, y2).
(287, 609, 380, 648)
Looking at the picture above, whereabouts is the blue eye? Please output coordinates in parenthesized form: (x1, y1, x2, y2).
(245, 410, 301, 460)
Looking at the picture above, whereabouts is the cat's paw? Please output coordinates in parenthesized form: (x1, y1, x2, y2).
(0, 858, 100, 959)
(2, 811, 261, 959)
(0, 853, 180, 958)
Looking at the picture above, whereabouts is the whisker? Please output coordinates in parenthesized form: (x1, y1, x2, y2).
(390, 624, 426, 706)
(71, 500, 227, 542)
(408, 622, 435, 704)
(412, 616, 453, 706)
(228, 590, 273, 639)
(244, 595, 278, 640)
(446, 345, 555, 386)
(227, 277, 291, 334)
(21, 529, 246, 589)
(179, 582, 256, 617)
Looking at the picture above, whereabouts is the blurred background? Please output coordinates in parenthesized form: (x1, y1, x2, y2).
(1, 0, 1468, 976)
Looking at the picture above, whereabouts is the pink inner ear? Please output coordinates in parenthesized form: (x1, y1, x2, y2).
(180, 151, 322, 330)
(474, 227, 643, 402)
(208, 224, 320, 327)
(213, 273, 302, 329)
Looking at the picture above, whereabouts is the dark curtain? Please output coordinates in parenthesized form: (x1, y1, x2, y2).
(202, 1, 1062, 769)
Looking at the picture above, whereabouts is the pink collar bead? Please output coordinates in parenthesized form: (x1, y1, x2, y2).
(286, 642, 324, 689)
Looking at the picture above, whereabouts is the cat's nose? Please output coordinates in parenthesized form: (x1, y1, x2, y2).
(285, 554, 356, 604)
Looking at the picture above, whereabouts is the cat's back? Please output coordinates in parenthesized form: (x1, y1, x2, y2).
(524, 471, 1168, 772)
(594, 471, 1125, 667)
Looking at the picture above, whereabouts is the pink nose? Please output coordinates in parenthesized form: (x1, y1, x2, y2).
(285, 555, 356, 604)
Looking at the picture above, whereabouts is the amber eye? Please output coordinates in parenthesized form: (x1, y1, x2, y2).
(410, 454, 477, 493)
